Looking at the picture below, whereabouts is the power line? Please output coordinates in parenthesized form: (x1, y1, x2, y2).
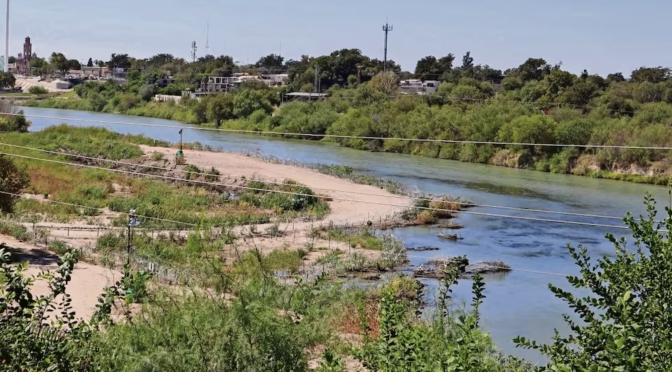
(0, 151, 649, 230)
(0, 190, 197, 228)
(0, 141, 640, 221)
(0, 191, 590, 279)
(0, 200, 572, 279)
(16, 112, 671, 150)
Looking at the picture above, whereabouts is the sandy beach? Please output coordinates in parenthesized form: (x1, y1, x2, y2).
(1, 147, 410, 319)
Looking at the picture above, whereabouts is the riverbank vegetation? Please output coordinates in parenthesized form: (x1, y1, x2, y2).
(20, 49, 672, 185)
(0, 125, 329, 228)
(3, 194, 672, 370)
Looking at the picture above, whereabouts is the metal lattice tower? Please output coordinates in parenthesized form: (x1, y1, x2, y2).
(191, 41, 197, 62)
(382, 23, 393, 72)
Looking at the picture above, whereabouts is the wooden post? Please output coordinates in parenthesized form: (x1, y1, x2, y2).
(67, 227, 70, 237)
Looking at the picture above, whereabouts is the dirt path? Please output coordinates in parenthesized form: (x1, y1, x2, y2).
(1, 235, 121, 321)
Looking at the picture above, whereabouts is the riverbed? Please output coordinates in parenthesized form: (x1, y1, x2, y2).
(20, 107, 670, 363)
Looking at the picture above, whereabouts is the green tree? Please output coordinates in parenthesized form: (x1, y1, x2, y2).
(369, 71, 400, 96)
(67, 59, 81, 71)
(497, 114, 557, 153)
(233, 89, 273, 118)
(0, 155, 30, 213)
(0, 71, 16, 89)
(606, 72, 626, 84)
(513, 58, 551, 82)
(107, 53, 132, 69)
(516, 195, 672, 371)
(630, 66, 670, 84)
(49, 52, 69, 73)
(86, 57, 93, 67)
(206, 94, 235, 126)
(414, 56, 440, 81)
(256, 54, 284, 71)
(501, 76, 523, 91)
(543, 68, 576, 96)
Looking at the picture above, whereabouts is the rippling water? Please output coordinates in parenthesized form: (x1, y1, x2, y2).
(22, 107, 669, 363)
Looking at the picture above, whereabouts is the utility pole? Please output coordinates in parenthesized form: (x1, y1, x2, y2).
(4, 0, 8, 73)
(126, 209, 137, 266)
(205, 23, 209, 56)
(382, 22, 393, 72)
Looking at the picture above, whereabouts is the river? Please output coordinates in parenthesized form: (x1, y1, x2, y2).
(21, 107, 669, 363)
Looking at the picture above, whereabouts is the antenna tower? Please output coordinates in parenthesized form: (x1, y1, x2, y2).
(206, 23, 209, 56)
(382, 22, 393, 72)
(191, 41, 197, 62)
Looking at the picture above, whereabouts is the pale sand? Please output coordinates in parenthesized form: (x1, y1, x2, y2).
(1, 236, 121, 321)
(2, 147, 403, 318)
(139, 145, 408, 225)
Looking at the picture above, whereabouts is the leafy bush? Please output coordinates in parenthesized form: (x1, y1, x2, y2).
(515, 194, 672, 371)
(0, 248, 122, 370)
(0, 219, 29, 240)
(0, 154, 30, 213)
(27, 86, 49, 95)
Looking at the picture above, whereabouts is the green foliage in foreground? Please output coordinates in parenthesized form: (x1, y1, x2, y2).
(0, 247, 128, 371)
(515, 194, 672, 371)
(3, 177, 671, 369)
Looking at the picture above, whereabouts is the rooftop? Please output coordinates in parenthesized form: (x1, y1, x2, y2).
(285, 92, 329, 97)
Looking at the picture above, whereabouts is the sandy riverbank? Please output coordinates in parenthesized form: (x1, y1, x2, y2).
(2, 147, 412, 317)
(139, 145, 408, 225)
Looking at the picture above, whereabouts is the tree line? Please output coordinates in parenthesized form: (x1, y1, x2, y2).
(22, 48, 672, 185)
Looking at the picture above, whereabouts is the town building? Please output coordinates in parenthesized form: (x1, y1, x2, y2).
(15, 37, 32, 74)
(399, 79, 439, 95)
(80, 66, 109, 79)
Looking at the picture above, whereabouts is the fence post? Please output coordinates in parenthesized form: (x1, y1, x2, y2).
(67, 227, 70, 237)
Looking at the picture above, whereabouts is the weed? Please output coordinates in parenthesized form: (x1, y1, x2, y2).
(151, 151, 164, 161)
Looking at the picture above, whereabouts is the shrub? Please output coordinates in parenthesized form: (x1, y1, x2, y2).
(28, 86, 49, 95)
(151, 151, 164, 161)
(0, 155, 30, 213)
(0, 248, 122, 370)
(516, 194, 672, 371)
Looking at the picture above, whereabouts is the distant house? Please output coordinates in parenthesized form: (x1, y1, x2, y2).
(399, 79, 439, 95)
(81, 66, 109, 79)
(282, 92, 329, 104)
(260, 74, 288, 87)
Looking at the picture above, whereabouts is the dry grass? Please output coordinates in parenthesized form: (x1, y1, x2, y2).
(334, 300, 380, 339)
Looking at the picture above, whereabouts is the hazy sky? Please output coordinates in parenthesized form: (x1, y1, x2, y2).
(7, 0, 670, 76)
